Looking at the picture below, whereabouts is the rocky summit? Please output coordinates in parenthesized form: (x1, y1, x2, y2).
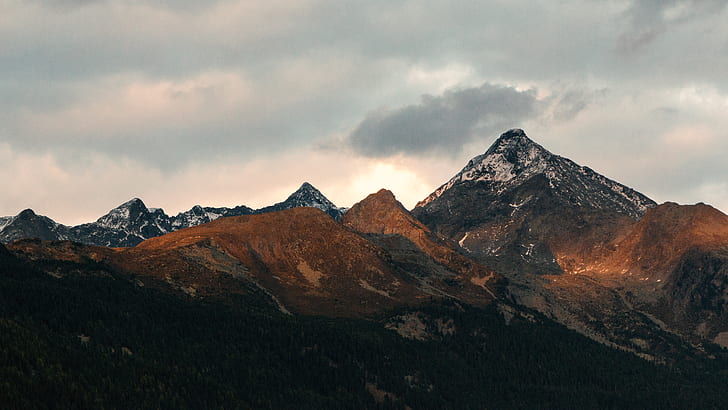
(256, 182, 346, 220)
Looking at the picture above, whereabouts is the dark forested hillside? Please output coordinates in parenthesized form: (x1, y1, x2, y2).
(1, 247, 727, 409)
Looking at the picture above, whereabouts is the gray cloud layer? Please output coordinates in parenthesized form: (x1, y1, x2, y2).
(346, 83, 608, 158)
(348, 84, 539, 157)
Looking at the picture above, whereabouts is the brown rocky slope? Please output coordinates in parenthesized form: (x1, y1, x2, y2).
(342, 189, 501, 304)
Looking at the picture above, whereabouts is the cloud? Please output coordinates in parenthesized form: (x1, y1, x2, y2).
(347, 83, 541, 157)
(345, 83, 604, 158)
(616, 0, 728, 55)
(0, 143, 442, 224)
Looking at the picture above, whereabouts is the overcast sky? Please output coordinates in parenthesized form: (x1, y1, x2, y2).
(2, 0, 728, 224)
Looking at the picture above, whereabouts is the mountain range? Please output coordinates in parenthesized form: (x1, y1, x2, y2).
(2, 128, 727, 407)
(0, 182, 345, 247)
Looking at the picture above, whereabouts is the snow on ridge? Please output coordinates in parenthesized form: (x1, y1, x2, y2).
(416, 130, 655, 217)
(417, 131, 552, 207)
(0, 216, 11, 231)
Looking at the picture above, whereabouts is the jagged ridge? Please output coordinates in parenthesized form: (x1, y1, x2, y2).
(0, 182, 340, 247)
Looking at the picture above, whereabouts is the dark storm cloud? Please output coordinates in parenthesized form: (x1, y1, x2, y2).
(347, 84, 540, 157)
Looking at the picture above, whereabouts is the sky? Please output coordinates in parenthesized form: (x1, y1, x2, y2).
(1, 0, 728, 225)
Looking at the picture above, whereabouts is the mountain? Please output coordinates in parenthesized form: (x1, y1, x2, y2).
(342, 189, 501, 304)
(0, 183, 338, 247)
(2, 149, 728, 407)
(0, 209, 70, 243)
(1, 128, 725, 358)
(256, 182, 346, 220)
(417, 128, 655, 217)
(591, 202, 728, 346)
(66, 198, 171, 247)
(413, 128, 656, 275)
(412, 128, 728, 353)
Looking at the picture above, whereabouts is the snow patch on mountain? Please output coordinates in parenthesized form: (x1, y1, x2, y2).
(257, 182, 344, 220)
(416, 129, 655, 218)
(0, 217, 11, 231)
(96, 198, 146, 230)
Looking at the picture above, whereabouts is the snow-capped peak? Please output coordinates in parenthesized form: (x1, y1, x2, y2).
(416, 129, 655, 218)
(256, 182, 344, 219)
(16, 208, 39, 219)
(462, 128, 552, 183)
(285, 182, 336, 209)
(96, 198, 149, 229)
(417, 129, 552, 206)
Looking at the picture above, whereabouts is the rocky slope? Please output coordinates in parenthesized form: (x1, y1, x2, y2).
(109, 207, 437, 317)
(5, 199, 503, 318)
(593, 202, 728, 346)
(342, 189, 501, 304)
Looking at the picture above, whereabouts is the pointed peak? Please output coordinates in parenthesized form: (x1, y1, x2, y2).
(255, 181, 342, 219)
(111, 198, 148, 212)
(120, 197, 145, 207)
(343, 188, 434, 241)
(486, 129, 546, 157)
(353, 189, 401, 210)
(449, 129, 552, 186)
(367, 189, 398, 204)
(295, 182, 318, 193)
(17, 209, 38, 218)
(500, 128, 528, 139)
(416, 129, 553, 207)
(285, 182, 330, 203)
(96, 197, 151, 227)
(374, 188, 396, 198)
